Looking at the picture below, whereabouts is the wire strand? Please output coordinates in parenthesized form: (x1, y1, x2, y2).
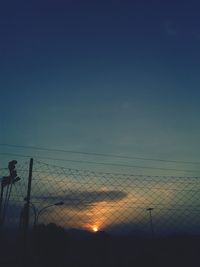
(0, 143, 199, 165)
(0, 152, 198, 173)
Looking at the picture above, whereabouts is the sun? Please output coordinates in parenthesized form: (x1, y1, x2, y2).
(92, 226, 98, 232)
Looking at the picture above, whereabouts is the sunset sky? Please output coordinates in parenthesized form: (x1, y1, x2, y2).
(1, 160, 199, 235)
(1, 1, 200, 234)
(1, 0, 200, 175)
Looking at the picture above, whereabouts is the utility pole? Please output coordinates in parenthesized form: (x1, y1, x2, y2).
(24, 158, 33, 233)
(20, 158, 33, 239)
(19, 158, 33, 267)
(147, 208, 154, 238)
(0, 160, 20, 228)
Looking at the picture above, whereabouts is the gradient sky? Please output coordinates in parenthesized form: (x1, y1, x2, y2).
(1, 0, 200, 175)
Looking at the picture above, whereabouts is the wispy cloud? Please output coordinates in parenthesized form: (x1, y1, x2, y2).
(34, 190, 128, 210)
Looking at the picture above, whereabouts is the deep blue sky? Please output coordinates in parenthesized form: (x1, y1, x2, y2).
(1, 0, 200, 174)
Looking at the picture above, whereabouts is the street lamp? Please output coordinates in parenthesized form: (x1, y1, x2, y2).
(35, 201, 64, 226)
(23, 198, 64, 227)
(146, 207, 154, 238)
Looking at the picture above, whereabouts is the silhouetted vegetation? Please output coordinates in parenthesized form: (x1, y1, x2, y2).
(29, 224, 200, 267)
(31, 223, 68, 267)
(0, 224, 200, 266)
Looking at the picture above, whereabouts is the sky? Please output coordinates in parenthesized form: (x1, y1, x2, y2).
(1, 0, 200, 175)
(3, 160, 200, 235)
(1, 0, 200, 234)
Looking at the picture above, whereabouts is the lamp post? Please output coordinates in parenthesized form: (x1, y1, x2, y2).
(35, 201, 64, 226)
(146, 207, 154, 238)
(23, 199, 64, 227)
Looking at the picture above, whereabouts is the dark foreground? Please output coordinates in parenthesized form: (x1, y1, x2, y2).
(0, 223, 200, 267)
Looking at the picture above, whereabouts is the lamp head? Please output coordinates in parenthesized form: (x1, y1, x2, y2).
(54, 201, 64, 206)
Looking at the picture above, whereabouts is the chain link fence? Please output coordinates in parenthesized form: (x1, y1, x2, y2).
(1, 159, 200, 237)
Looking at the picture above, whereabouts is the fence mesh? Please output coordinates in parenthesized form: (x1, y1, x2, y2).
(1, 159, 200, 237)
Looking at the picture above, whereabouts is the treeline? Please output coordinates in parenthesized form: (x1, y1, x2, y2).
(1, 223, 200, 267)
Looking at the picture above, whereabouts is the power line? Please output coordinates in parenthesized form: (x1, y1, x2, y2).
(0, 152, 199, 173)
(0, 143, 199, 165)
(37, 159, 200, 178)
(32, 168, 200, 179)
(1, 155, 199, 179)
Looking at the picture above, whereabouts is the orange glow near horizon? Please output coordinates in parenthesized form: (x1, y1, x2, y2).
(92, 226, 99, 232)
(47, 184, 177, 232)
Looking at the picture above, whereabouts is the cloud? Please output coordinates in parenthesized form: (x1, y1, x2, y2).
(34, 190, 128, 210)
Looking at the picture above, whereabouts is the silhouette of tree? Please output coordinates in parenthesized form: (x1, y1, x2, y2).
(31, 223, 69, 267)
